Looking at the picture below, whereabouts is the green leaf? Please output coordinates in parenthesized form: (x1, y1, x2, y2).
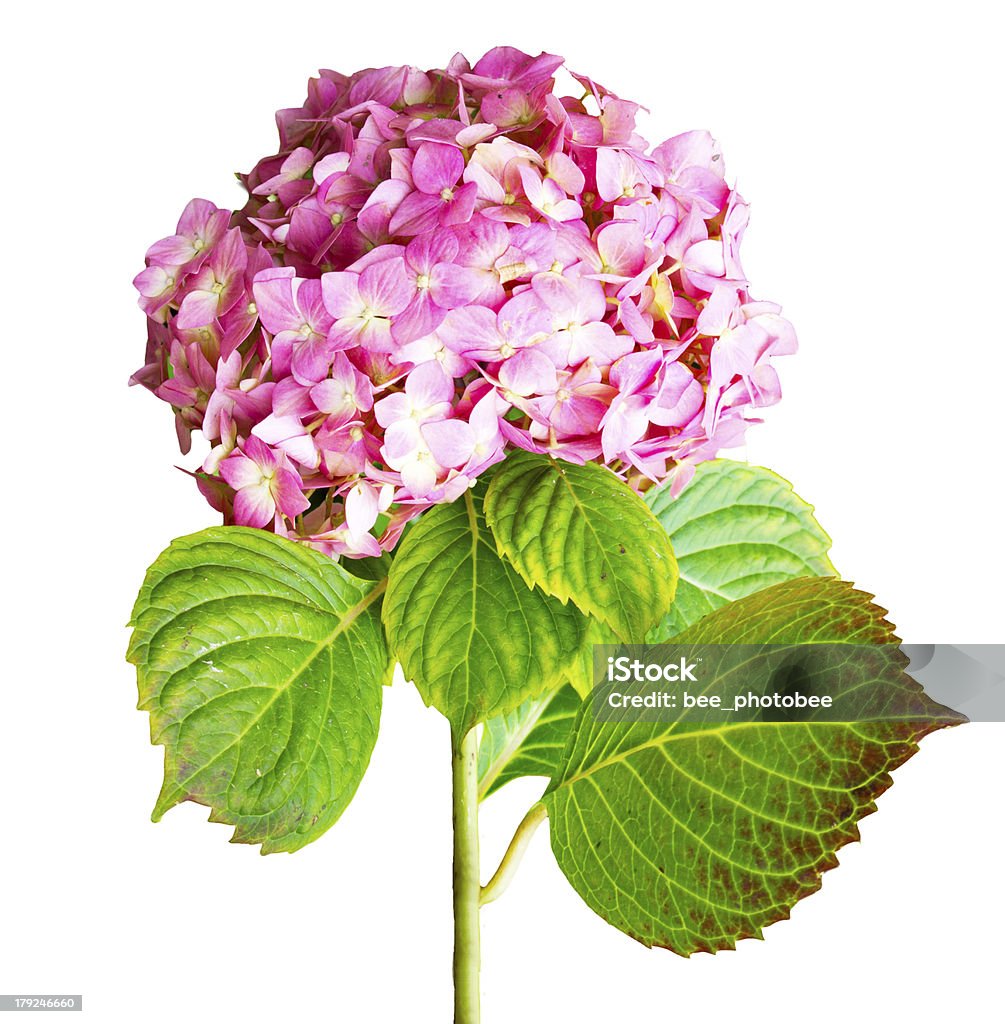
(485, 450, 677, 641)
(383, 485, 586, 736)
(475, 614, 619, 798)
(645, 460, 835, 639)
(558, 615, 620, 699)
(543, 576, 964, 954)
(127, 526, 389, 854)
(477, 685, 582, 800)
(339, 549, 393, 583)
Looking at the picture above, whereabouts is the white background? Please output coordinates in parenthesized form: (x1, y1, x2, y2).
(2, 3, 1002, 1022)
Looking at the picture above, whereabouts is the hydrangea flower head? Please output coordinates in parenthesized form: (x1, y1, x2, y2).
(132, 46, 795, 558)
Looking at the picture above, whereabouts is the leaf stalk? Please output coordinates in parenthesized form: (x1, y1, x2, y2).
(480, 801, 547, 907)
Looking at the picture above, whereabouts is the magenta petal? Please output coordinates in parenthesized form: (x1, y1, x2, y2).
(388, 191, 442, 236)
(273, 468, 310, 518)
(442, 182, 478, 226)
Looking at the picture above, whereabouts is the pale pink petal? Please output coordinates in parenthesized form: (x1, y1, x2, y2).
(321, 272, 363, 320)
(253, 414, 305, 446)
(696, 284, 740, 336)
(374, 392, 412, 429)
(498, 349, 557, 396)
(439, 305, 503, 358)
(406, 361, 454, 411)
(429, 263, 484, 307)
(422, 419, 476, 468)
(345, 482, 380, 535)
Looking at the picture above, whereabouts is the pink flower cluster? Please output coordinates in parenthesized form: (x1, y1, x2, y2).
(133, 46, 795, 559)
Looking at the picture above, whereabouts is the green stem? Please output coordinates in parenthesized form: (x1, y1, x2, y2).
(452, 727, 480, 1024)
(480, 801, 546, 906)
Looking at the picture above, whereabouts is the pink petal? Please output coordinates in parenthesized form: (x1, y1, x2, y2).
(619, 296, 654, 345)
(412, 142, 463, 193)
(291, 334, 336, 383)
(360, 257, 413, 316)
(406, 232, 459, 273)
(253, 267, 300, 333)
(393, 291, 445, 344)
(146, 234, 197, 267)
(649, 364, 704, 428)
(601, 394, 651, 461)
(220, 452, 262, 491)
(233, 485, 275, 528)
(175, 290, 220, 329)
(596, 222, 646, 277)
(272, 468, 310, 519)
(441, 181, 478, 226)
